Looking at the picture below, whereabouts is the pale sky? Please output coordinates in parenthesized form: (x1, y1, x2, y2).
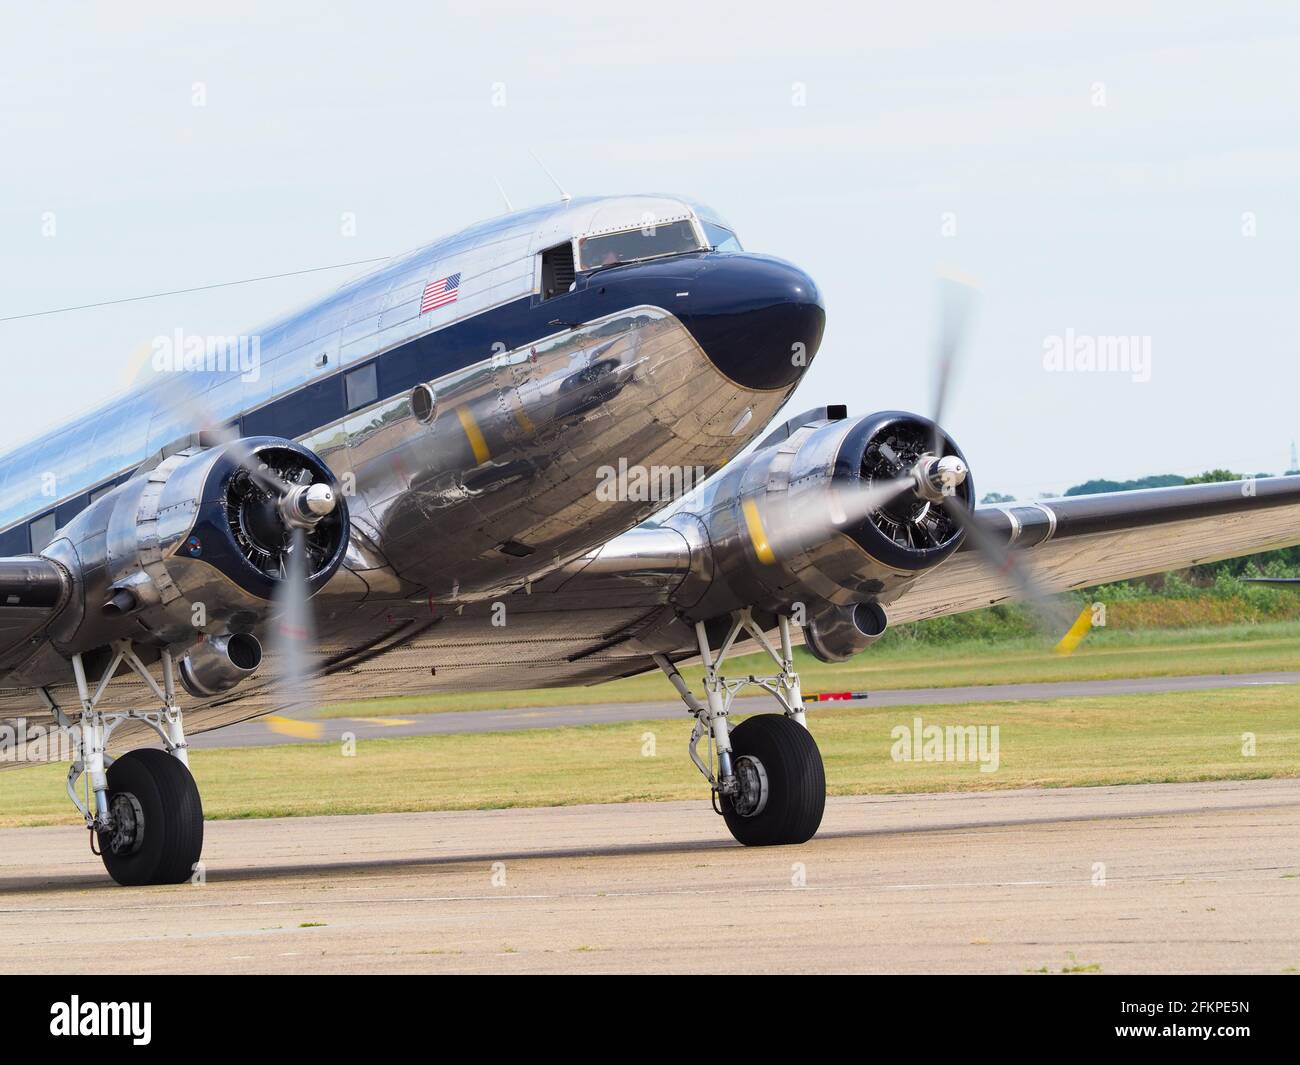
(2, 2, 1297, 499)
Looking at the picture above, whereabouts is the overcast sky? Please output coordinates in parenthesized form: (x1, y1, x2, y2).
(2, 2, 1297, 498)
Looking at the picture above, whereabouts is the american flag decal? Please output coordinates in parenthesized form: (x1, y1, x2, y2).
(420, 272, 461, 314)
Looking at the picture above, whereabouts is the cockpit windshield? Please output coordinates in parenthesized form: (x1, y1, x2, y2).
(702, 221, 742, 252)
(578, 219, 703, 270)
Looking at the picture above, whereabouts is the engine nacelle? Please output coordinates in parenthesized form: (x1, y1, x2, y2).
(42, 438, 349, 660)
(665, 410, 973, 662)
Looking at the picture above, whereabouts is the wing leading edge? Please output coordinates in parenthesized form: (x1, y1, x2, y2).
(891, 475, 1300, 623)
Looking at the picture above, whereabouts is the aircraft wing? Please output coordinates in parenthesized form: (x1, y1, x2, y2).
(206, 474, 1300, 712)
(888, 475, 1300, 623)
(155, 473, 1300, 706)
(2, 475, 1298, 765)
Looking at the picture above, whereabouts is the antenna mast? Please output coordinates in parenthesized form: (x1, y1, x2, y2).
(493, 177, 514, 213)
(529, 149, 571, 203)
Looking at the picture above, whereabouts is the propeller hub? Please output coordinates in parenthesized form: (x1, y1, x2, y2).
(915, 454, 968, 502)
(280, 483, 338, 529)
(223, 443, 349, 586)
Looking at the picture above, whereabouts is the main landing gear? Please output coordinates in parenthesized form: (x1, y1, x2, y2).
(655, 609, 826, 846)
(40, 641, 203, 886)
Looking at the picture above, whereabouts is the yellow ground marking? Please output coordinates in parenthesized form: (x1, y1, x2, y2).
(264, 716, 324, 740)
(351, 717, 416, 727)
(457, 407, 491, 464)
(1055, 605, 1094, 655)
(741, 499, 776, 564)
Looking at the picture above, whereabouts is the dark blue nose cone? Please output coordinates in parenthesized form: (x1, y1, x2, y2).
(680, 254, 825, 391)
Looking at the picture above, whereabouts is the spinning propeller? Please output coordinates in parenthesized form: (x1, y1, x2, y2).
(771, 275, 1076, 640)
(265, 523, 323, 735)
(151, 373, 339, 731)
(923, 277, 1075, 638)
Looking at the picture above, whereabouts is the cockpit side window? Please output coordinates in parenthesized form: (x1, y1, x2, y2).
(703, 222, 742, 252)
(578, 219, 703, 271)
(540, 242, 576, 300)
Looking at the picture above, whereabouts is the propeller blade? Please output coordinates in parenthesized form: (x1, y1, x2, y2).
(939, 496, 1073, 634)
(141, 364, 333, 725)
(149, 370, 293, 497)
(764, 475, 917, 560)
(268, 525, 321, 723)
(924, 273, 1074, 639)
(930, 275, 980, 456)
(829, 476, 918, 528)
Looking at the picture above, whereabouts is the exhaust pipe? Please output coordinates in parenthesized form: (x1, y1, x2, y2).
(803, 601, 888, 664)
(178, 633, 263, 697)
(102, 588, 138, 618)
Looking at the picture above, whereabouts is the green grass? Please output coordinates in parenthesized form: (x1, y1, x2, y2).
(2, 685, 1295, 827)
(318, 620, 1300, 719)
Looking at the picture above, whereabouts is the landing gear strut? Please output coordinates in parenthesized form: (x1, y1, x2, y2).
(41, 641, 203, 886)
(655, 609, 826, 846)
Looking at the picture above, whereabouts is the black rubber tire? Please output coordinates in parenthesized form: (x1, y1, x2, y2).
(721, 713, 825, 846)
(98, 749, 204, 886)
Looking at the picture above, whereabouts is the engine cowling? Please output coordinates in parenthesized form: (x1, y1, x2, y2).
(42, 437, 349, 659)
(664, 410, 973, 662)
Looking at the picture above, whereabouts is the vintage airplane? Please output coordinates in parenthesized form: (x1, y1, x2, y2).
(2, 193, 1298, 885)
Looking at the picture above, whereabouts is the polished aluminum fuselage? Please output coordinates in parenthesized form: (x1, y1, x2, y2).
(0, 195, 818, 627)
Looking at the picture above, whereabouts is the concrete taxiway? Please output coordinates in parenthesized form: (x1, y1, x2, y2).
(0, 779, 1295, 974)
(189, 669, 1300, 748)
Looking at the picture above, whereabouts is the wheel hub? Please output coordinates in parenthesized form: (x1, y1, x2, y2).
(731, 754, 769, 818)
(106, 792, 145, 856)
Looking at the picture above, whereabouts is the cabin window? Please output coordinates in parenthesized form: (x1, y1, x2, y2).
(345, 364, 379, 412)
(0, 526, 26, 557)
(29, 512, 56, 553)
(55, 495, 89, 528)
(540, 243, 576, 300)
(578, 219, 703, 271)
